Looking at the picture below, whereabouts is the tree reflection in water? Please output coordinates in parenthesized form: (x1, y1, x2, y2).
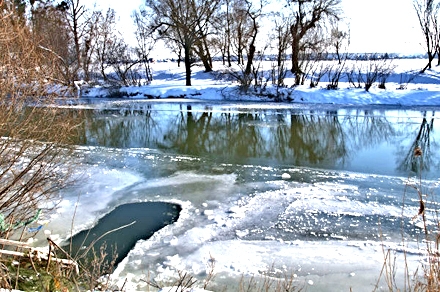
(398, 111, 437, 175)
(342, 110, 396, 148)
(76, 105, 422, 173)
(286, 111, 347, 166)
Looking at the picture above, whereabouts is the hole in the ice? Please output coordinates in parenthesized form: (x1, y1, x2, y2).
(65, 202, 181, 267)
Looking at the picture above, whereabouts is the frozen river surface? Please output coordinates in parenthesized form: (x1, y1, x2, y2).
(45, 100, 440, 291)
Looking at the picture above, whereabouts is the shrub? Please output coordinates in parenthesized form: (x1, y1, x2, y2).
(0, 7, 80, 240)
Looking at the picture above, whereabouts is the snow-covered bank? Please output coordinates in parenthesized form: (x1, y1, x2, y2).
(80, 58, 440, 107)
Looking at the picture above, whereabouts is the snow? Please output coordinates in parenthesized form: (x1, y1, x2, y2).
(80, 58, 440, 107)
(104, 167, 426, 291)
(40, 58, 440, 291)
(43, 159, 433, 291)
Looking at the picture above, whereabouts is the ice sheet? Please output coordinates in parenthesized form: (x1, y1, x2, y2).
(40, 140, 435, 291)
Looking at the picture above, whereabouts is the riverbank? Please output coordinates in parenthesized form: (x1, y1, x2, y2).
(80, 58, 440, 107)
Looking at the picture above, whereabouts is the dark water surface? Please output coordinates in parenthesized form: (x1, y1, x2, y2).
(66, 202, 181, 266)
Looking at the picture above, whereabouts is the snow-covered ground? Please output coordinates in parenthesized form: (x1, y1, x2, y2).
(41, 58, 440, 291)
(81, 58, 440, 107)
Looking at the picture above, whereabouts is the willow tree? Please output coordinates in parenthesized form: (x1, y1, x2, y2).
(144, 0, 221, 86)
(288, 0, 342, 85)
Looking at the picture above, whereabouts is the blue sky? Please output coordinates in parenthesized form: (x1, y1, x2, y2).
(93, 0, 425, 55)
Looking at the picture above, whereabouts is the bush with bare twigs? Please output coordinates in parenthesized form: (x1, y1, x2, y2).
(346, 55, 396, 92)
(0, 5, 80, 240)
(0, 6, 99, 290)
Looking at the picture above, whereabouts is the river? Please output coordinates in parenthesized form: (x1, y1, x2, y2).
(44, 99, 440, 291)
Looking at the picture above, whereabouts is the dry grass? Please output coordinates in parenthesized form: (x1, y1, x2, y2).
(142, 257, 303, 292)
(237, 273, 303, 292)
(0, 237, 118, 291)
(403, 146, 440, 291)
(377, 146, 440, 292)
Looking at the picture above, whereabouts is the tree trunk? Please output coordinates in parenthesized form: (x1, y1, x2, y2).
(202, 36, 213, 69)
(177, 47, 182, 67)
(220, 36, 226, 65)
(245, 44, 255, 76)
(277, 47, 283, 68)
(291, 37, 302, 85)
(437, 47, 440, 66)
(225, 0, 232, 67)
(336, 45, 342, 65)
(184, 44, 192, 86)
(421, 51, 435, 73)
(195, 42, 213, 72)
(237, 25, 244, 66)
(227, 44, 232, 67)
(100, 67, 107, 82)
(200, 55, 213, 72)
(245, 12, 258, 76)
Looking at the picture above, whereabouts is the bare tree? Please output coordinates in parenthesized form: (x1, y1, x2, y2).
(133, 10, 156, 84)
(325, 21, 350, 89)
(229, 0, 255, 66)
(362, 55, 396, 91)
(243, 0, 264, 76)
(31, 0, 97, 86)
(330, 21, 350, 65)
(273, 13, 292, 68)
(144, 0, 221, 86)
(213, 0, 233, 66)
(31, 1, 73, 84)
(107, 39, 143, 86)
(346, 54, 396, 91)
(94, 8, 117, 82)
(413, 0, 440, 72)
(62, 0, 86, 81)
(80, 10, 100, 82)
(166, 38, 184, 67)
(266, 13, 292, 97)
(297, 28, 329, 85)
(288, 0, 342, 85)
(222, 1, 268, 94)
(43, 0, 101, 86)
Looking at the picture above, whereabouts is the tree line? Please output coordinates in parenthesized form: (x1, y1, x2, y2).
(1, 0, 438, 90)
(0, 0, 347, 88)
